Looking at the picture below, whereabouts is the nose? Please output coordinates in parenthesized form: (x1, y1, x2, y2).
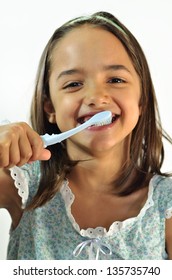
(84, 87, 111, 108)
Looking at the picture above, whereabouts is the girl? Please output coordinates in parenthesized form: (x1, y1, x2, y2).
(0, 11, 172, 260)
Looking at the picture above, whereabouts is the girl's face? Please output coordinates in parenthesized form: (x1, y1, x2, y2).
(46, 25, 141, 159)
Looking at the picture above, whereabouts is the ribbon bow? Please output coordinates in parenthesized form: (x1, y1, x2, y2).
(73, 238, 112, 260)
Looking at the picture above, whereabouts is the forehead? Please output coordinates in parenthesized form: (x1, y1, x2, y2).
(52, 25, 126, 55)
(50, 25, 136, 74)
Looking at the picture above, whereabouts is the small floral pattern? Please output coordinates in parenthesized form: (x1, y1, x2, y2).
(7, 161, 172, 260)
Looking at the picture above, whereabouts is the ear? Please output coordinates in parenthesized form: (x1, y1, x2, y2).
(43, 97, 56, 124)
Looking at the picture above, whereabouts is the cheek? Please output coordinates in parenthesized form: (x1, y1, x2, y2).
(53, 95, 79, 130)
(49, 77, 77, 117)
(125, 104, 141, 130)
(120, 96, 141, 125)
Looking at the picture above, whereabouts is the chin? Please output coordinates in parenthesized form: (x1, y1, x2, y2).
(89, 141, 117, 154)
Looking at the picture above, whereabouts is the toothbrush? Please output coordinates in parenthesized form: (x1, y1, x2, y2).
(41, 111, 112, 147)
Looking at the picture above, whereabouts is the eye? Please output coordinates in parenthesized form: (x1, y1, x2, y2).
(108, 77, 125, 84)
(63, 81, 83, 90)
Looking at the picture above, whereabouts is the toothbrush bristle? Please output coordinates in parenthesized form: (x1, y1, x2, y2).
(95, 123, 110, 127)
(94, 117, 112, 127)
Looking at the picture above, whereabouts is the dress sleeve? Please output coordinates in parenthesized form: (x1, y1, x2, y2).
(163, 177, 172, 219)
(9, 161, 40, 208)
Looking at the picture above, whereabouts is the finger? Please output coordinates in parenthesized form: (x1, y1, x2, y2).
(25, 128, 51, 161)
(12, 123, 42, 163)
(0, 141, 10, 168)
(7, 137, 21, 168)
(16, 135, 33, 166)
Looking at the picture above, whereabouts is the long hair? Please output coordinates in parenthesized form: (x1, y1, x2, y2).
(28, 11, 172, 209)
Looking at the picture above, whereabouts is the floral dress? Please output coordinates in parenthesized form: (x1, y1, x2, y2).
(7, 161, 172, 260)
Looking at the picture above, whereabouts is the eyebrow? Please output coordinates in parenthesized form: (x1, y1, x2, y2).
(57, 69, 82, 80)
(57, 64, 131, 80)
(103, 64, 131, 73)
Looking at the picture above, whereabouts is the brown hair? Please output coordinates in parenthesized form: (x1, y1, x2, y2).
(28, 11, 172, 209)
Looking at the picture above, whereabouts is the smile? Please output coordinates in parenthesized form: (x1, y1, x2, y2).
(77, 114, 120, 126)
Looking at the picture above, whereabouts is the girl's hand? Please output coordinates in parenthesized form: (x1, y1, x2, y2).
(0, 122, 51, 168)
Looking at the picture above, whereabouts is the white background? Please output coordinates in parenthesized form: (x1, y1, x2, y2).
(0, 0, 172, 260)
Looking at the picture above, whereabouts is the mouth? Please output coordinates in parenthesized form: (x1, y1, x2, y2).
(77, 113, 120, 126)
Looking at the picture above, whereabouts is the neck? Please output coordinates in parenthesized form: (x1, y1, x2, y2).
(67, 144, 130, 194)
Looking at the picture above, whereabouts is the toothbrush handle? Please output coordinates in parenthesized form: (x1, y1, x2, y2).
(41, 121, 88, 147)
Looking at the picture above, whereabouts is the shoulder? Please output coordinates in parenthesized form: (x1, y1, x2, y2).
(150, 175, 172, 213)
(152, 174, 172, 186)
(151, 175, 172, 195)
(150, 175, 172, 259)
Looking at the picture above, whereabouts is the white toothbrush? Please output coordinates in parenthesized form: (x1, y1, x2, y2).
(41, 111, 112, 147)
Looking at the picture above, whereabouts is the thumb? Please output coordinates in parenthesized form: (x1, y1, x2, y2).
(39, 148, 51, 161)
(28, 148, 51, 163)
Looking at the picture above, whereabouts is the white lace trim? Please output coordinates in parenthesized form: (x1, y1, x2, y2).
(8, 166, 172, 231)
(9, 166, 29, 208)
(165, 207, 172, 219)
(60, 180, 81, 233)
(60, 176, 157, 238)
